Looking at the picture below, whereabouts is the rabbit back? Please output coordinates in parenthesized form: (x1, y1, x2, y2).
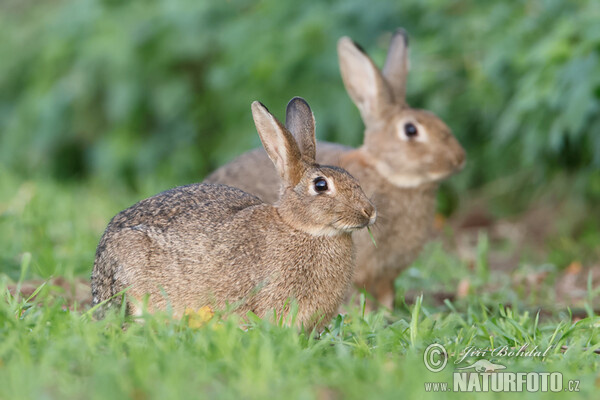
(92, 183, 263, 313)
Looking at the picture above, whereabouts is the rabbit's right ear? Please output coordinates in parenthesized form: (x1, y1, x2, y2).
(337, 37, 394, 126)
(285, 97, 316, 162)
(382, 28, 410, 104)
(251, 101, 304, 187)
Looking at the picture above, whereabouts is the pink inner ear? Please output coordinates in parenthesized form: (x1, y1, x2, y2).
(275, 151, 287, 179)
(271, 132, 291, 180)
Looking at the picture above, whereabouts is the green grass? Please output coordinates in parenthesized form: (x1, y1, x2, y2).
(2, 280, 599, 399)
(1, 172, 599, 399)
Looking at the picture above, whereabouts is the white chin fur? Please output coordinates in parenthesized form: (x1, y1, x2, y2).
(302, 223, 364, 237)
(374, 161, 448, 188)
(427, 170, 453, 182)
(301, 225, 345, 237)
(374, 161, 428, 188)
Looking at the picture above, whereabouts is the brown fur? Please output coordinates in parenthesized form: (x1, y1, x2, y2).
(91, 98, 376, 331)
(204, 29, 465, 310)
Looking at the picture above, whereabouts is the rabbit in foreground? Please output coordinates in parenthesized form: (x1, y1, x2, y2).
(91, 98, 376, 331)
(205, 29, 465, 310)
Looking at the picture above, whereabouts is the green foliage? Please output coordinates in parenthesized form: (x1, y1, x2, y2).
(407, 0, 600, 195)
(0, 0, 598, 196)
(0, 0, 397, 186)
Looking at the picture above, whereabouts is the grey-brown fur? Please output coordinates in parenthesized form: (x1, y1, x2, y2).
(204, 29, 465, 310)
(91, 98, 376, 331)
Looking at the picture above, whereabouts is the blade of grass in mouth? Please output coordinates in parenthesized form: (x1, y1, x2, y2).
(367, 226, 377, 248)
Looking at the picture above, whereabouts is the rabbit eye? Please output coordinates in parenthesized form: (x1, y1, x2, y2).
(404, 122, 418, 138)
(313, 177, 328, 192)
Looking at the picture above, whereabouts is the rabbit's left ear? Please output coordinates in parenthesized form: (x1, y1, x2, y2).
(382, 28, 410, 104)
(285, 97, 316, 162)
(252, 101, 303, 187)
(338, 37, 394, 126)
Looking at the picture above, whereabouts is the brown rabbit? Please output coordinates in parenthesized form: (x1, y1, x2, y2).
(91, 98, 376, 331)
(205, 29, 465, 310)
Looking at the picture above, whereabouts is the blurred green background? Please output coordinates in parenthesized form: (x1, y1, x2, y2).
(3, 0, 599, 188)
(1, 0, 599, 280)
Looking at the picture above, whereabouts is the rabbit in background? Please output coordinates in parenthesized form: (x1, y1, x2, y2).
(91, 97, 376, 332)
(205, 29, 466, 310)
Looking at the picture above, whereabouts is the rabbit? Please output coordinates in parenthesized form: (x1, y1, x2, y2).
(91, 97, 377, 331)
(205, 29, 465, 310)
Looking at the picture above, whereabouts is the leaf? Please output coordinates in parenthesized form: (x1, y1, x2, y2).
(185, 306, 215, 329)
(367, 226, 377, 248)
(410, 293, 423, 347)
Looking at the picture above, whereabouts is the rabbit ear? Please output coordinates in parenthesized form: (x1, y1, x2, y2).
(382, 28, 410, 104)
(285, 97, 316, 162)
(251, 101, 304, 187)
(337, 36, 394, 125)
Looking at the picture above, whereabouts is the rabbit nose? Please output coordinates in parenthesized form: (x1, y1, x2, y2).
(361, 204, 377, 225)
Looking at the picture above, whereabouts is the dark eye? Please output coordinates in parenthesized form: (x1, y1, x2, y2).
(404, 122, 418, 138)
(313, 177, 328, 192)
